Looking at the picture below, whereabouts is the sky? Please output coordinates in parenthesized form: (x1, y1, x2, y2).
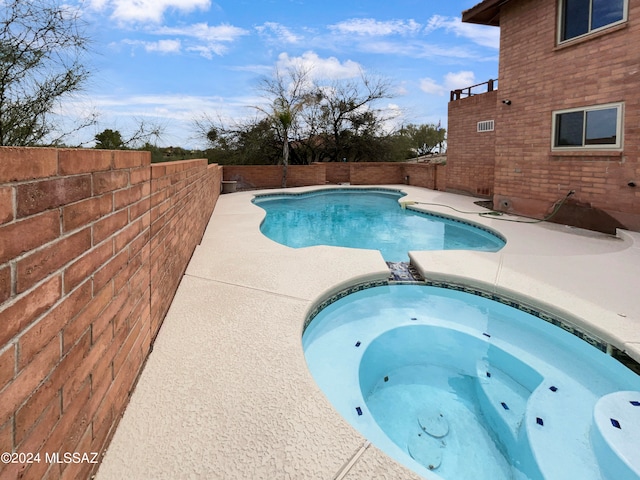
(64, 0, 499, 148)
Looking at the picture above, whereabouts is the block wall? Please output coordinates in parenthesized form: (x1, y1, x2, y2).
(492, 0, 640, 230)
(348, 163, 405, 185)
(323, 163, 350, 184)
(447, 90, 497, 197)
(0, 147, 221, 479)
(403, 163, 447, 192)
(222, 164, 326, 189)
(222, 162, 446, 191)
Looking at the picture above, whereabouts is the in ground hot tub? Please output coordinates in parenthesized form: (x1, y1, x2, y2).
(303, 284, 640, 479)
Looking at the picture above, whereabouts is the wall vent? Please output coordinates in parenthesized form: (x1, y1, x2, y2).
(477, 120, 495, 132)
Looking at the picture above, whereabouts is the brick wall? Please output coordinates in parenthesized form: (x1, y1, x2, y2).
(223, 162, 446, 191)
(223, 164, 326, 189)
(0, 147, 221, 479)
(348, 163, 405, 185)
(404, 163, 447, 191)
(323, 163, 350, 184)
(492, 0, 640, 231)
(447, 90, 497, 197)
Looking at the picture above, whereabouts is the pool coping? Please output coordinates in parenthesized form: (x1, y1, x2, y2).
(96, 185, 640, 480)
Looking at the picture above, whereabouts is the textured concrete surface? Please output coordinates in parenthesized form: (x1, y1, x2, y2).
(96, 185, 639, 480)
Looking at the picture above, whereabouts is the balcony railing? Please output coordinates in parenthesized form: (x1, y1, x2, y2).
(450, 79, 498, 101)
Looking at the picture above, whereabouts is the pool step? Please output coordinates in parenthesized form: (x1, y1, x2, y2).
(475, 363, 530, 445)
(525, 379, 602, 480)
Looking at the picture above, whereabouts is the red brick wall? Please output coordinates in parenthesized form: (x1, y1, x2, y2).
(323, 163, 350, 184)
(222, 162, 446, 190)
(223, 164, 326, 188)
(447, 90, 497, 197)
(0, 147, 221, 479)
(348, 163, 405, 185)
(492, 0, 640, 230)
(403, 163, 447, 191)
(149, 160, 221, 336)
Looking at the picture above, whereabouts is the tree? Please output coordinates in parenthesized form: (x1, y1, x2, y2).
(256, 66, 316, 187)
(195, 68, 400, 167)
(313, 72, 395, 162)
(94, 129, 124, 149)
(194, 114, 281, 165)
(402, 123, 447, 156)
(93, 120, 164, 150)
(0, 0, 92, 146)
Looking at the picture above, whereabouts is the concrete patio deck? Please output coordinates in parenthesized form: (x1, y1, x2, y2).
(95, 185, 640, 480)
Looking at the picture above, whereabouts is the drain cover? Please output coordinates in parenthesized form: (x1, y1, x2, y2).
(418, 407, 449, 438)
(407, 432, 443, 470)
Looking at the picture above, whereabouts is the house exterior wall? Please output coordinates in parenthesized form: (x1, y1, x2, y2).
(0, 148, 221, 479)
(447, 90, 497, 197)
(492, 0, 640, 231)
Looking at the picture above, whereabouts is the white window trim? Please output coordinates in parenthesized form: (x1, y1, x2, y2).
(477, 120, 494, 132)
(557, 0, 628, 44)
(551, 102, 624, 151)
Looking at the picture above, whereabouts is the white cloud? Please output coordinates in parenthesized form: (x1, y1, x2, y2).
(143, 39, 182, 54)
(89, 0, 211, 23)
(425, 15, 499, 49)
(76, 92, 261, 148)
(419, 78, 446, 96)
(156, 23, 248, 42)
(255, 22, 302, 44)
(138, 23, 249, 58)
(329, 18, 422, 36)
(444, 71, 476, 90)
(419, 71, 476, 96)
(276, 51, 362, 81)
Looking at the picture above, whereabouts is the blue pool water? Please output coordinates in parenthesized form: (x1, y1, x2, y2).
(303, 284, 640, 480)
(253, 188, 505, 262)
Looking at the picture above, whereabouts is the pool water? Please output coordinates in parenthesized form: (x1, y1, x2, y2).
(253, 188, 505, 262)
(303, 284, 640, 480)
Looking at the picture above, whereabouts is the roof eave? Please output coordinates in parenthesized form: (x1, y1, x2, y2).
(462, 0, 509, 26)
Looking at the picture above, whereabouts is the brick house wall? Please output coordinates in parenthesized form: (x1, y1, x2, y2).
(447, 90, 497, 197)
(445, 0, 640, 232)
(0, 148, 221, 479)
(492, 0, 640, 231)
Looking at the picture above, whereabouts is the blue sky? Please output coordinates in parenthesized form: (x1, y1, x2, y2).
(67, 0, 499, 148)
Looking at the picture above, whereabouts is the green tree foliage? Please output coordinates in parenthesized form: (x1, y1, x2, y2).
(94, 129, 124, 149)
(0, 0, 92, 145)
(197, 68, 402, 167)
(401, 123, 447, 156)
(256, 67, 318, 187)
(310, 73, 395, 162)
(93, 120, 164, 150)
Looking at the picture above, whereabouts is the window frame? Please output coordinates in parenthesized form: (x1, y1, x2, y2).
(551, 103, 624, 151)
(557, 0, 628, 44)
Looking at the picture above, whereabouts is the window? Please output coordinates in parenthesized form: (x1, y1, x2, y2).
(553, 103, 622, 149)
(559, 0, 626, 42)
(560, 0, 628, 42)
(477, 120, 494, 132)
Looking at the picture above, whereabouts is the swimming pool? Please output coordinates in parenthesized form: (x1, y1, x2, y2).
(253, 188, 505, 262)
(303, 284, 640, 480)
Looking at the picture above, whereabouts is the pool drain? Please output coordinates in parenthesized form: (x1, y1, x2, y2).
(407, 432, 443, 470)
(418, 406, 449, 438)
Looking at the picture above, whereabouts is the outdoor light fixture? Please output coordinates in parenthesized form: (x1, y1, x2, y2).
(502, 99, 512, 105)
(628, 181, 637, 187)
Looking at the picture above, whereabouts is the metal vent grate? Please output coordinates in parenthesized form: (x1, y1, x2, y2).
(477, 120, 495, 132)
